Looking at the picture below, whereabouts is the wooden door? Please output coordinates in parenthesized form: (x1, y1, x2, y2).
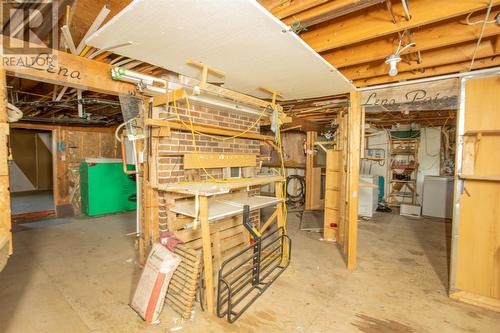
(450, 75, 500, 311)
(0, 64, 12, 272)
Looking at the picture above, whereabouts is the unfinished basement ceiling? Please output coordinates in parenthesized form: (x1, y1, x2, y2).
(86, 0, 354, 100)
(259, 0, 500, 87)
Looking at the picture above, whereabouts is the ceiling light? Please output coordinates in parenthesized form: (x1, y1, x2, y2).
(385, 54, 402, 77)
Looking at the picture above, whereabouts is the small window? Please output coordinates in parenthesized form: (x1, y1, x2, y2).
(230, 167, 241, 178)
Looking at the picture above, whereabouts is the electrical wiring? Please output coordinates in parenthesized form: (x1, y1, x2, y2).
(469, 0, 494, 71)
(464, 7, 497, 25)
(165, 88, 290, 262)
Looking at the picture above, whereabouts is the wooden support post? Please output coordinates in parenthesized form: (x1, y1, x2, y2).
(305, 131, 317, 210)
(199, 195, 215, 314)
(346, 91, 361, 271)
(0, 60, 12, 270)
(275, 181, 284, 229)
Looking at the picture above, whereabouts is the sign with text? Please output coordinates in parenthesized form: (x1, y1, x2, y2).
(361, 79, 459, 112)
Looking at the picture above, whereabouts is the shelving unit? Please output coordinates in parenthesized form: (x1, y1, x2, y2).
(388, 137, 419, 206)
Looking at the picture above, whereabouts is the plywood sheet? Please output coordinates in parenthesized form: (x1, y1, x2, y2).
(86, 0, 353, 100)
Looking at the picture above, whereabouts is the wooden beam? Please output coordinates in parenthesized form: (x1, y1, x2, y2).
(281, 116, 325, 132)
(301, 0, 500, 52)
(152, 88, 187, 107)
(323, 10, 500, 68)
(2, 37, 137, 96)
(346, 91, 361, 271)
(343, 39, 498, 81)
(263, 0, 329, 19)
(282, 0, 384, 26)
(144, 118, 275, 141)
(0, 60, 12, 270)
(354, 55, 500, 86)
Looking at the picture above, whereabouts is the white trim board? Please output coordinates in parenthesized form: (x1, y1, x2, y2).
(86, 0, 354, 100)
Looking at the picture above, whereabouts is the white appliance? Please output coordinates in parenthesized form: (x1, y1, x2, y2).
(358, 175, 379, 218)
(422, 176, 454, 218)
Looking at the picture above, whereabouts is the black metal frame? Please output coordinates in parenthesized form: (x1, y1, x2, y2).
(216, 227, 291, 323)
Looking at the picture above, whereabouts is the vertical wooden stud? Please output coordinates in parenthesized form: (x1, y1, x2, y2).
(346, 91, 361, 271)
(199, 195, 214, 314)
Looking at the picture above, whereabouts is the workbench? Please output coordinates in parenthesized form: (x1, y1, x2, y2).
(157, 175, 285, 315)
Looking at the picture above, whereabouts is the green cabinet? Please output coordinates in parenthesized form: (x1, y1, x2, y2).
(80, 162, 136, 216)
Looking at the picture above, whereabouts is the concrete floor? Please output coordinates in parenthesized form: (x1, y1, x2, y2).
(10, 191, 54, 215)
(1, 211, 499, 333)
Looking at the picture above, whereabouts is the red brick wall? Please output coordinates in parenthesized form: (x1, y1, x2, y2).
(155, 101, 262, 231)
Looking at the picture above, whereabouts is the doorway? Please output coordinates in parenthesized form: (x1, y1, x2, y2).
(9, 129, 55, 220)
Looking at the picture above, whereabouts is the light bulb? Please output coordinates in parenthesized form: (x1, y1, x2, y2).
(385, 54, 402, 77)
(388, 62, 398, 77)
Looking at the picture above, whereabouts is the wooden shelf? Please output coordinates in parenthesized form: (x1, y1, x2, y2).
(157, 175, 284, 196)
(171, 195, 282, 222)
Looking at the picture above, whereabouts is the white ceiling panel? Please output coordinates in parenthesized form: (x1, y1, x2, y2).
(86, 0, 354, 100)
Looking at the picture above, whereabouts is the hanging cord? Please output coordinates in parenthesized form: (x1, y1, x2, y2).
(469, 0, 494, 71)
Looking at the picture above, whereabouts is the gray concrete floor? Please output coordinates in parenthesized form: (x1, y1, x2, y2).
(1, 211, 499, 333)
(10, 191, 54, 215)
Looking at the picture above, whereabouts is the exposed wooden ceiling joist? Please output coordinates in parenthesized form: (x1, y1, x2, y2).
(279, 0, 385, 27)
(300, 0, 500, 53)
(355, 55, 500, 86)
(344, 39, 498, 81)
(322, 9, 500, 68)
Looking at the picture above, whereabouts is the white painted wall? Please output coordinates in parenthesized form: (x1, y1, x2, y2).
(362, 127, 441, 204)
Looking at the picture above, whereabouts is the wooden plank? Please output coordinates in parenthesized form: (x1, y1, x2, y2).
(183, 153, 256, 169)
(346, 91, 361, 270)
(305, 131, 317, 210)
(281, 0, 384, 26)
(263, 0, 330, 19)
(300, 0, 500, 52)
(152, 88, 187, 107)
(145, 118, 274, 142)
(0, 62, 11, 271)
(453, 75, 500, 309)
(158, 176, 284, 196)
(322, 10, 500, 68)
(450, 291, 500, 313)
(2, 37, 137, 96)
(361, 79, 459, 110)
(199, 195, 214, 314)
(260, 209, 278, 234)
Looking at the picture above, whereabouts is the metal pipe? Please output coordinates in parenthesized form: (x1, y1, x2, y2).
(356, 66, 500, 91)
